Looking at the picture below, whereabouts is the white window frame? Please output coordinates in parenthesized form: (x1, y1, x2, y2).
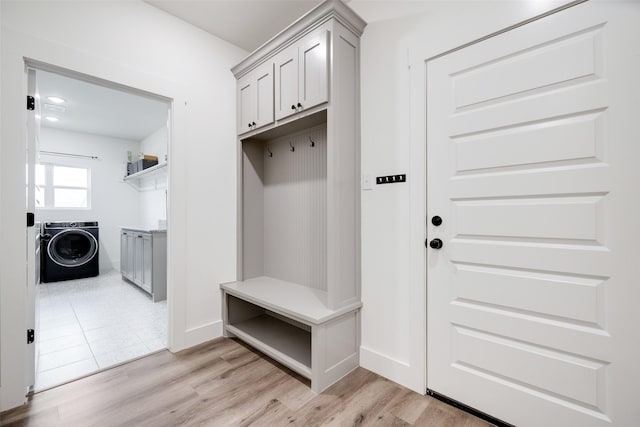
(36, 163, 92, 210)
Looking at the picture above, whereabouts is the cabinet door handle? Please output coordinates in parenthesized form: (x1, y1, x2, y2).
(291, 105, 296, 110)
(248, 122, 252, 128)
(251, 121, 256, 127)
(137, 235, 143, 238)
(297, 102, 302, 109)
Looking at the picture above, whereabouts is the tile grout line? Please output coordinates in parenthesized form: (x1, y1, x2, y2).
(35, 270, 168, 388)
(71, 293, 100, 370)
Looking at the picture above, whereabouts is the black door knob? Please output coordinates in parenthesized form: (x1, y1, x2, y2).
(252, 121, 256, 127)
(248, 123, 252, 128)
(431, 216, 443, 226)
(297, 102, 302, 109)
(429, 238, 443, 249)
(291, 105, 296, 110)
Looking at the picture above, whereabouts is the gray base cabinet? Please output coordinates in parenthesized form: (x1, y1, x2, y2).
(121, 228, 167, 302)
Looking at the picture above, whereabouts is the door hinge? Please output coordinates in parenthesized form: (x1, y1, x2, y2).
(27, 329, 35, 344)
(27, 212, 35, 227)
(27, 95, 35, 111)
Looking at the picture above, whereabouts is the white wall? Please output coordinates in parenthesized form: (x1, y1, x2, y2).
(38, 127, 141, 271)
(0, 0, 246, 410)
(139, 126, 168, 230)
(359, 0, 575, 394)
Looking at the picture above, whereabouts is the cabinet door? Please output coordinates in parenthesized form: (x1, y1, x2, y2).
(141, 234, 153, 294)
(274, 43, 299, 120)
(120, 231, 128, 276)
(126, 233, 136, 280)
(298, 29, 329, 111)
(237, 73, 256, 135)
(254, 62, 274, 130)
(133, 234, 143, 285)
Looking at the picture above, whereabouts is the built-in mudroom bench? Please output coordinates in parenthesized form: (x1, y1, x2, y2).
(221, 0, 366, 393)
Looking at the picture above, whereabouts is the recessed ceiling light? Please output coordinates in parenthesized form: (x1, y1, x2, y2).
(47, 96, 65, 104)
(45, 116, 60, 122)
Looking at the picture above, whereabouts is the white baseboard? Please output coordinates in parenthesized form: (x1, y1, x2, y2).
(360, 346, 424, 394)
(183, 320, 224, 348)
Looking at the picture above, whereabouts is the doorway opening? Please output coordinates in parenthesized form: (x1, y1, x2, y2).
(28, 67, 172, 391)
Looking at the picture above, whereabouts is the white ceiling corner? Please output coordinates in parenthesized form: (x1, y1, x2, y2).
(36, 1, 445, 142)
(144, 0, 447, 52)
(38, 70, 168, 142)
(145, 0, 324, 52)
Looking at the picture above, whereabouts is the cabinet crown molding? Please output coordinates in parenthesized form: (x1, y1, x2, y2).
(231, 0, 366, 79)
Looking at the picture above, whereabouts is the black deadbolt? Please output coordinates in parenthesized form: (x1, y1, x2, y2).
(429, 238, 443, 249)
(431, 216, 443, 226)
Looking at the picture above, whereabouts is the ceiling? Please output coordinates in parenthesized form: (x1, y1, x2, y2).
(38, 70, 169, 142)
(145, 0, 438, 52)
(37, 1, 438, 141)
(146, 0, 323, 52)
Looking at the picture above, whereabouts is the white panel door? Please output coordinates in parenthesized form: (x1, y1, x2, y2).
(298, 29, 329, 111)
(26, 68, 40, 390)
(274, 44, 299, 120)
(427, 2, 640, 426)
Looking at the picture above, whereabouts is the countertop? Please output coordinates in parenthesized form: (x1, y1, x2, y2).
(120, 226, 167, 233)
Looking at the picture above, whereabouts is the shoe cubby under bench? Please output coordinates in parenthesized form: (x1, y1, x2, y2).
(221, 277, 361, 393)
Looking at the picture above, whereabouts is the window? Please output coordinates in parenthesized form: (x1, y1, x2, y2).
(35, 164, 91, 209)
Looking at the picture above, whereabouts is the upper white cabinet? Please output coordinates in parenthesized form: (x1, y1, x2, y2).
(237, 61, 274, 135)
(274, 28, 329, 121)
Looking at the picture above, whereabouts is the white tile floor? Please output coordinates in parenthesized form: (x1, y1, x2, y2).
(36, 269, 167, 390)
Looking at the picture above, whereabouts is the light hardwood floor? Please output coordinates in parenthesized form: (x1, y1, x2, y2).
(1, 338, 491, 426)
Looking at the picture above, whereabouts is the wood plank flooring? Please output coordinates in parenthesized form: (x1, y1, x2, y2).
(1, 338, 491, 427)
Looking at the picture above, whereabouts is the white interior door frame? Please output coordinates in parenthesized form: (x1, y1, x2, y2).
(1, 16, 195, 407)
(17, 58, 174, 405)
(25, 67, 40, 391)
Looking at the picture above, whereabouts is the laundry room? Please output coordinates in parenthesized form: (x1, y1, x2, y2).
(34, 69, 170, 390)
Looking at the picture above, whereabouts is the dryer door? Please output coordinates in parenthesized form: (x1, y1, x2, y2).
(47, 229, 98, 267)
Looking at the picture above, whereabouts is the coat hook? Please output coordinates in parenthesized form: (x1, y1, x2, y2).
(309, 136, 315, 147)
(289, 141, 295, 152)
(267, 146, 273, 157)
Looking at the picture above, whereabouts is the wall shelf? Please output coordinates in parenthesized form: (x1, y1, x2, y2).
(123, 162, 167, 182)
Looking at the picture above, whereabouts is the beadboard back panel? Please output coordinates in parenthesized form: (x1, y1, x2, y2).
(242, 124, 328, 291)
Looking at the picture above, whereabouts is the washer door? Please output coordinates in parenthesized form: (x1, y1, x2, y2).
(47, 229, 98, 267)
